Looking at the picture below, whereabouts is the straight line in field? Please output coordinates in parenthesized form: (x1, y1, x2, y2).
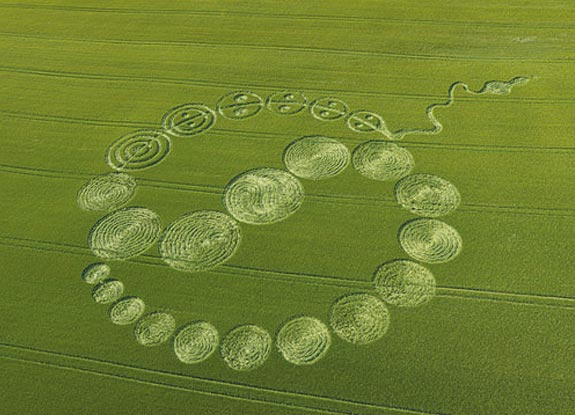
(0, 162, 573, 218)
(0, 342, 446, 415)
(0, 235, 573, 310)
(0, 31, 572, 64)
(5, 65, 568, 104)
(0, 3, 573, 29)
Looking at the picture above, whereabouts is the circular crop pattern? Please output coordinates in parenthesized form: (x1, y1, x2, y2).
(77, 173, 137, 212)
(220, 325, 272, 371)
(106, 129, 171, 171)
(216, 91, 263, 120)
(172, 321, 219, 364)
(266, 91, 307, 115)
(373, 260, 436, 307)
(92, 279, 124, 304)
(283, 136, 350, 180)
(395, 173, 461, 217)
(162, 103, 216, 137)
(276, 316, 331, 365)
(109, 296, 146, 325)
(399, 218, 463, 264)
(329, 293, 390, 345)
(134, 312, 176, 347)
(88, 207, 162, 260)
(346, 111, 385, 133)
(81, 262, 111, 284)
(309, 97, 349, 121)
(352, 141, 414, 181)
(223, 168, 304, 225)
(159, 210, 241, 272)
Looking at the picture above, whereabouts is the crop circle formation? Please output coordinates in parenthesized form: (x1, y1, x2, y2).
(77, 78, 528, 371)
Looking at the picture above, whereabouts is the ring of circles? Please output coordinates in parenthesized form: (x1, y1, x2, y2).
(77, 82, 524, 370)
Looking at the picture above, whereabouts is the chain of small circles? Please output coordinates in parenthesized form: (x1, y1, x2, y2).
(81, 90, 461, 370)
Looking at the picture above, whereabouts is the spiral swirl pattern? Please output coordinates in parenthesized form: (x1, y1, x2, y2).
(92, 279, 124, 304)
(352, 141, 414, 181)
(81, 262, 111, 284)
(89, 207, 162, 260)
(223, 168, 304, 225)
(220, 325, 272, 371)
(399, 218, 463, 264)
(172, 321, 219, 364)
(77, 173, 137, 212)
(283, 136, 350, 180)
(106, 129, 171, 172)
(329, 293, 390, 345)
(276, 316, 331, 365)
(373, 260, 436, 307)
(395, 173, 461, 217)
(134, 312, 176, 347)
(108, 297, 146, 325)
(159, 210, 241, 272)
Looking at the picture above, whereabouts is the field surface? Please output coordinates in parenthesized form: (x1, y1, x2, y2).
(0, 1, 573, 414)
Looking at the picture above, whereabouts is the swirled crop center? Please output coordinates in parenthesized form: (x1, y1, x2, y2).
(395, 173, 461, 217)
(134, 312, 176, 347)
(92, 279, 124, 304)
(77, 173, 137, 212)
(283, 136, 350, 180)
(158, 210, 241, 272)
(109, 296, 146, 325)
(220, 325, 272, 371)
(329, 293, 390, 345)
(276, 316, 331, 365)
(88, 207, 162, 260)
(223, 168, 304, 225)
(373, 260, 436, 307)
(352, 141, 414, 181)
(172, 321, 220, 364)
(399, 218, 463, 264)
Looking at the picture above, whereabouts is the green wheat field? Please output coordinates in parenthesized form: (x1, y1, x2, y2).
(0, 1, 574, 414)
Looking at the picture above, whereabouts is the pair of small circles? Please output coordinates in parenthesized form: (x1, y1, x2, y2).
(223, 167, 304, 225)
(159, 210, 241, 273)
(162, 103, 216, 137)
(107, 130, 172, 172)
(309, 97, 349, 121)
(347, 111, 386, 133)
(266, 91, 307, 115)
(216, 91, 263, 120)
(373, 260, 436, 307)
(399, 219, 463, 264)
(77, 173, 137, 212)
(88, 207, 162, 260)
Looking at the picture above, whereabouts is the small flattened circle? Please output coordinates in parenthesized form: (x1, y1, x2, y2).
(88, 207, 162, 260)
(266, 91, 307, 115)
(395, 173, 461, 217)
(81, 262, 111, 284)
(77, 173, 137, 212)
(173, 321, 219, 364)
(399, 218, 463, 264)
(134, 312, 176, 347)
(159, 210, 241, 273)
(216, 91, 263, 120)
(329, 293, 390, 345)
(283, 136, 350, 180)
(309, 97, 349, 121)
(223, 168, 304, 225)
(220, 325, 272, 371)
(106, 129, 172, 172)
(346, 111, 386, 133)
(161, 103, 216, 137)
(373, 260, 436, 307)
(276, 316, 331, 365)
(352, 141, 414, 181)
(92, 279, 124, 304)
(109, 296, 146, 325)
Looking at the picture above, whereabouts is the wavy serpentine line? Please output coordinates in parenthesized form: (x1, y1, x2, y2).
(0, 342, 445, 415)
(1, 163, 573, 218)
(1, 235, 574, 309)
(379, 77, 531, 140)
